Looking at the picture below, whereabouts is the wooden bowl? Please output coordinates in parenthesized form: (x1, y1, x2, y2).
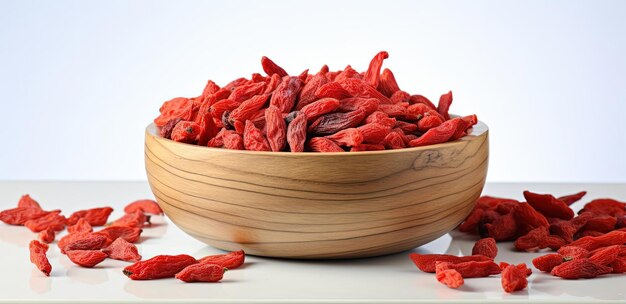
(144, 120, 488, 259)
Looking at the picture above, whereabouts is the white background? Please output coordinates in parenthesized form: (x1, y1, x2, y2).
(1, 0, 625, 182)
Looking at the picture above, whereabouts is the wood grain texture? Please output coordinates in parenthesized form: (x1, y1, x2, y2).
(145, 121, 489, 259)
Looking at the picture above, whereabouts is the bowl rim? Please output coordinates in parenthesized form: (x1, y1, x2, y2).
(145, 118, 488, 157)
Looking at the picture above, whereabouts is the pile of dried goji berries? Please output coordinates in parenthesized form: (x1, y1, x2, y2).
(154, 51, 478, 152)
(0, 195, 244, 283)
(411, 191, 626, 292)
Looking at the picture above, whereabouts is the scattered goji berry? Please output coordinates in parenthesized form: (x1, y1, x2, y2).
(533, 253, 568, 272)
(551, 258, 612, 279)
(408, 253, 491, 273)
(175, 263, 226, 283)
(589, 245, 621, 266)
(198, 250, 245, 269)
(66, 250, 108, 268)
(523, 190, 574, 220)
(123, 254, 198, 280)
(17, 194, 42, 210)
(95, 226, 142, 244)
(472, 237, 498, 259)
(261, 56, 288, 77)
(111, 211, 150, 228)
(29, 240, 51, 276)
(558, 191, 587, 206)
(435, 263, 464, 289)
(63, 233, 110, 252)
(124, 199, 163, 215)
(435, 260, 501, 278)
(67, 207, 113, 226)
(568, 231, 626, 251)
(67, 218, 93, 234)
(558, 246, 590, 260)
(0, 208, 58, 226)
(377, 68, 400, 97)
(38, 228, 55, 244)
(24, 212, 66, 232)
(264, 105, 287, 152)
(102, 238, 142, 262)
(501, 264, 528, 293)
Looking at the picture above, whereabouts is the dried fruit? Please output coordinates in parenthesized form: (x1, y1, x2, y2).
(501, 264, 528, 292)
(67, 207, 113, 226)
(533, 253, 568, 272)
(63, 233, 110, 252)
(67, 218, 93, 234)
(111, 211, 150, 228)
(286, 112, 308, 152)
(102, 238, 142, 262)
(24, 212, 66, 232)
(95, 226, 142, 243)
(435, 263, 464, 289)
(472, 237, 498, 259)
(123, 254, 198, 280)
(66, 250, 108, 268)
(551, 258, 612, 279)
(243, 120, 271, 151)
(408, 253, 491, 273)
(29, 240, 51, 276)
(198, 250, 245, 269)
(523, 190, 574, 220)
(18, 194, 42, 210)
(38, 228, 55, 244)
(307, 137, 344, 152)
(124, 199, 163, 215)
(175, 263, 226, 283)
(0, 208, 58, 226)
(264, 105, 287, 152)
(434, 260, 501, 278)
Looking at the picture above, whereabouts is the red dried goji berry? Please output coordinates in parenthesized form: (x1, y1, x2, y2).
(68, 218, 93, 234)
(17, 194, 42, 210)
(201, 80, 220, 97)
(377, 68, 400, 97)
(230, 94, 270, 122)
(499, 262, 532, 276)
(395, 120, 418, 134)
(296, 73, 329, 110)
(0, 207, 58, 226)
(270, 77, 303, 113)
(309, 109, 366, 135)
(472, 237, 498, 259)
(551, 258, 612, 279)
(315, 82, 352, 100)
(579, 199, 626, 217)
(265, 105, 287, 152)
(67, 207, 113, 226)
(458, 208, 484, 234)
(550, 212, 592, 242)
(558, 191, 587, 206)
(102, 237, 142, 262)
(501, 264, 528, 293)
(334, 65, 362, 84)
(123, 254, 198, 280)
(523, 190, 574, 220)
(287, 112, 308, 152)
(210, 99, 240, 120)
(568, 231, 626, 251)
(111, 211, 150, 228)
(63, 233, 110, 252)
(390, 90, 411, 104)
(171, 121, 202, 143)
(409, 94, 437, 110)
(29, 240, 51, 276)
(324, 128, 363, 147)
(243, 120, 271, 151)
(437, 91, 453, 120)
(229, 82, 266, 103)
(583, 215, 617, 233)
(363, 51, 388, 88)
(434, 263, 464, 289)
(154, 97, 194, 127)
(124, 199, 162, 215)
(197, 111, 219, 146)
(357, 123, 392, 145)
(24, 212, 66, 232)
(558, 246, 590, 260)
(340, 78, 392, 105)
(485, 211, 518, 241)
(409, 118, 463, 147)
(408, 253, 491, 273)
(338, 97, 380, 115)
(437, 260, 501, 278)
(198, 250, 245, 269)
(159, 118, 183, 139)
(383, 131, 406, 149)
(365, 111, 396, 128)
(95, 226, 142, 244)
(66, 250, 108, 268)
(514, 226, 549, 251)
(175, 263, 226, 283)
(533, 253, 568, 272)
(300, 98, 340, 123)
(589, 245, 621, 266)
(261, 56, 288, 77)
(513, 203, 549, 235)
(307, 137, 345, 152)
(223, 132, 245, 150)
(38, 228, 55, 244)
(610, 257, 626, 273)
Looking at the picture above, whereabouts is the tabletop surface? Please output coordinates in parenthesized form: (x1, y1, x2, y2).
(0, 181, 624, 303)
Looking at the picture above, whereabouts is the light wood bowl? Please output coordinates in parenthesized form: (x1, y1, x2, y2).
(144, 120, 489, 259)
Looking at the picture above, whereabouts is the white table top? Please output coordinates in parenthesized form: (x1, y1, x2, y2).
(0, 181, 625, 303)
